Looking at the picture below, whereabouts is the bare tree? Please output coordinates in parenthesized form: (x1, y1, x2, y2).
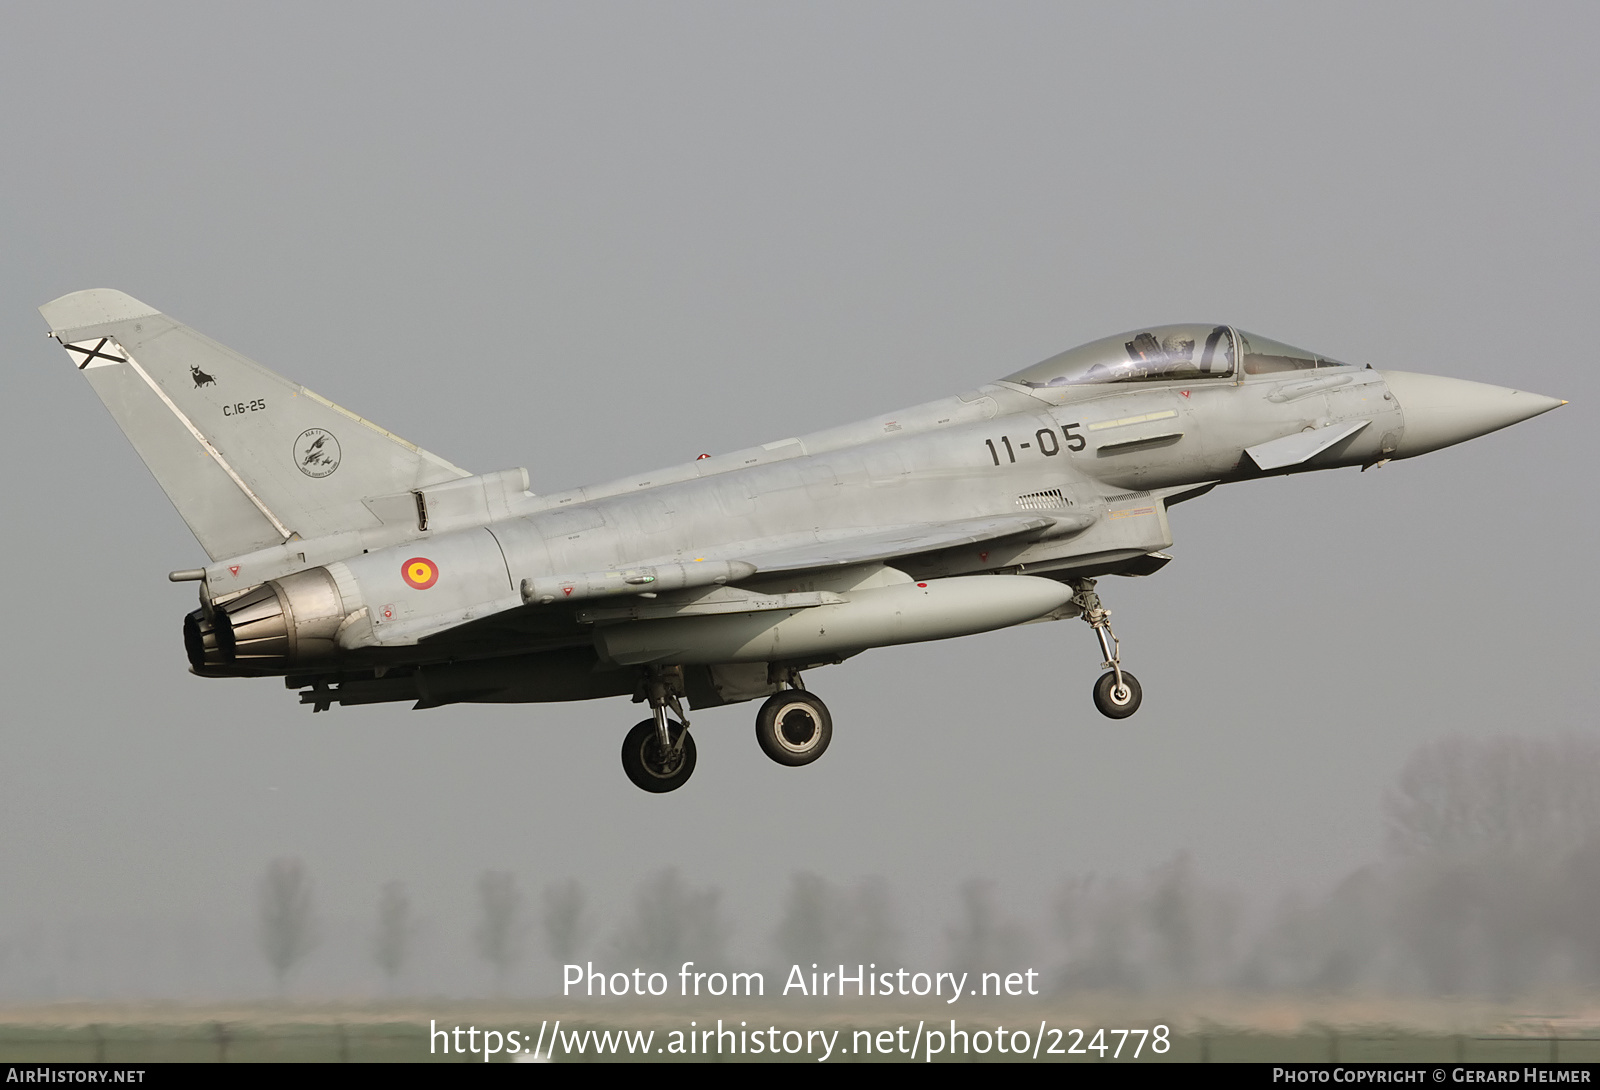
(474, 871, 523, 992)
(1380, 736, 1600, 996)
(1145, 851, 1208, 986)
(259, 857, 317, 991)
(774, 873, 901, 967)
(613, 869, 730, 970)
(844, 877, 901, 964)
(848, 877, 901, 964)
(1049, 854, 1239, 994)
(1384, 735, 1600, 858)
(1053, 873, 1141, 991)
(775, 872, 832, 966)
(372, 881, 413, 990)
(1236, 869, 1390, 994)
(945, 879, 1029, 976)
(1222, 738, 1600, 998)
(541, 879, 592, 965)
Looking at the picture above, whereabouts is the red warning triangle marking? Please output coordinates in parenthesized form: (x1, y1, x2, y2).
(1180, 390, 1191, 398)
(563, 587, 574, 596)
(229, 565, 240, 576)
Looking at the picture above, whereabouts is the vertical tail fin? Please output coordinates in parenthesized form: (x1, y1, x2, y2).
(40, 289, 470, 561)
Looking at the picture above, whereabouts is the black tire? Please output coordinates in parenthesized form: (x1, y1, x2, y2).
(620, 718, 697, 793)
(1092, 671, 1142, 719)
(755, 691, 833, 766)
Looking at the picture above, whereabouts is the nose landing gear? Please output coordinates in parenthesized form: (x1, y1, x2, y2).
(1072, 579, 1143, 719)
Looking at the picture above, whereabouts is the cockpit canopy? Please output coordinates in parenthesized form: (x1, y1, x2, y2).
(1000, 325, 1350, 390)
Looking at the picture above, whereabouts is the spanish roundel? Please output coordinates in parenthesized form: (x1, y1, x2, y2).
(401, 557, 439, 590)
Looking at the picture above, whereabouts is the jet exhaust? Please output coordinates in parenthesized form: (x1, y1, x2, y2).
(184, 567, 347, 670)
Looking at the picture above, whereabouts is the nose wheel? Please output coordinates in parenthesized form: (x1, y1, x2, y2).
(1072, 579, 1144, 720)
(1092, 669, 1142, 718)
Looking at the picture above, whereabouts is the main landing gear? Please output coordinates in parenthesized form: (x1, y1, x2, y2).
(619, 666, 835, 792)
(754, 669, 832, 767)
(1070, 579, 1143, 720)
(620, 669, 697, 793)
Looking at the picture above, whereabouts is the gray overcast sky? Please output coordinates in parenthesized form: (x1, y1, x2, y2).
(2, 2, 1595, 995)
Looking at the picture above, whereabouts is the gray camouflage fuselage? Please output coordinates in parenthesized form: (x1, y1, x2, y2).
(38, 294, 1562, 729)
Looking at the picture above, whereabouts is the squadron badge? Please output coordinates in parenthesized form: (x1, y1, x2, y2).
(295, 428, 341, 478)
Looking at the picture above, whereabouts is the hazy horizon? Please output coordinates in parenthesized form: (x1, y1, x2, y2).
(2, 2, 1595, 1006)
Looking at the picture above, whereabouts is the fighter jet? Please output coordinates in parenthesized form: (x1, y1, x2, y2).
(39, 289, 1563, 792)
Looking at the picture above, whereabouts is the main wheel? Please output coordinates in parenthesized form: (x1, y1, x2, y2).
(1092, 671, 1142, 719)
(620, 719, 697, 793)
(755, 691, 833, 766)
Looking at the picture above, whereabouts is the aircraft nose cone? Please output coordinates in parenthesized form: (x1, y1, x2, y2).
(1381, 371, 1565, 458)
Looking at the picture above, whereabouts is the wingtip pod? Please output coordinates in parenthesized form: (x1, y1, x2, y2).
(39, 289, 161, 338)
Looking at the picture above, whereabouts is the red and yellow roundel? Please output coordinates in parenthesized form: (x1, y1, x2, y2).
(401, 557, 439, 590)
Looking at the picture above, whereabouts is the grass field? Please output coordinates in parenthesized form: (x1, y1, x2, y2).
(2, 997, 1598, 1063)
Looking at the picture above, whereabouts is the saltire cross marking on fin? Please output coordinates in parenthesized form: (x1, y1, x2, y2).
(62, 338, 128, 370)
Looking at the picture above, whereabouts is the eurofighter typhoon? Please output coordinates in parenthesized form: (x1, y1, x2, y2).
(40, 290, 1563, 792)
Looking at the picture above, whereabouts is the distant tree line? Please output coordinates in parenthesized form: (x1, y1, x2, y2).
(250, 735, 1600, 999)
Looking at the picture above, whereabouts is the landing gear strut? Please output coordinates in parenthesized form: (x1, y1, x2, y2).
(1071, 579, 1143, 719)
(621, 668, 697, 793)
(755, 668, 832, 767)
